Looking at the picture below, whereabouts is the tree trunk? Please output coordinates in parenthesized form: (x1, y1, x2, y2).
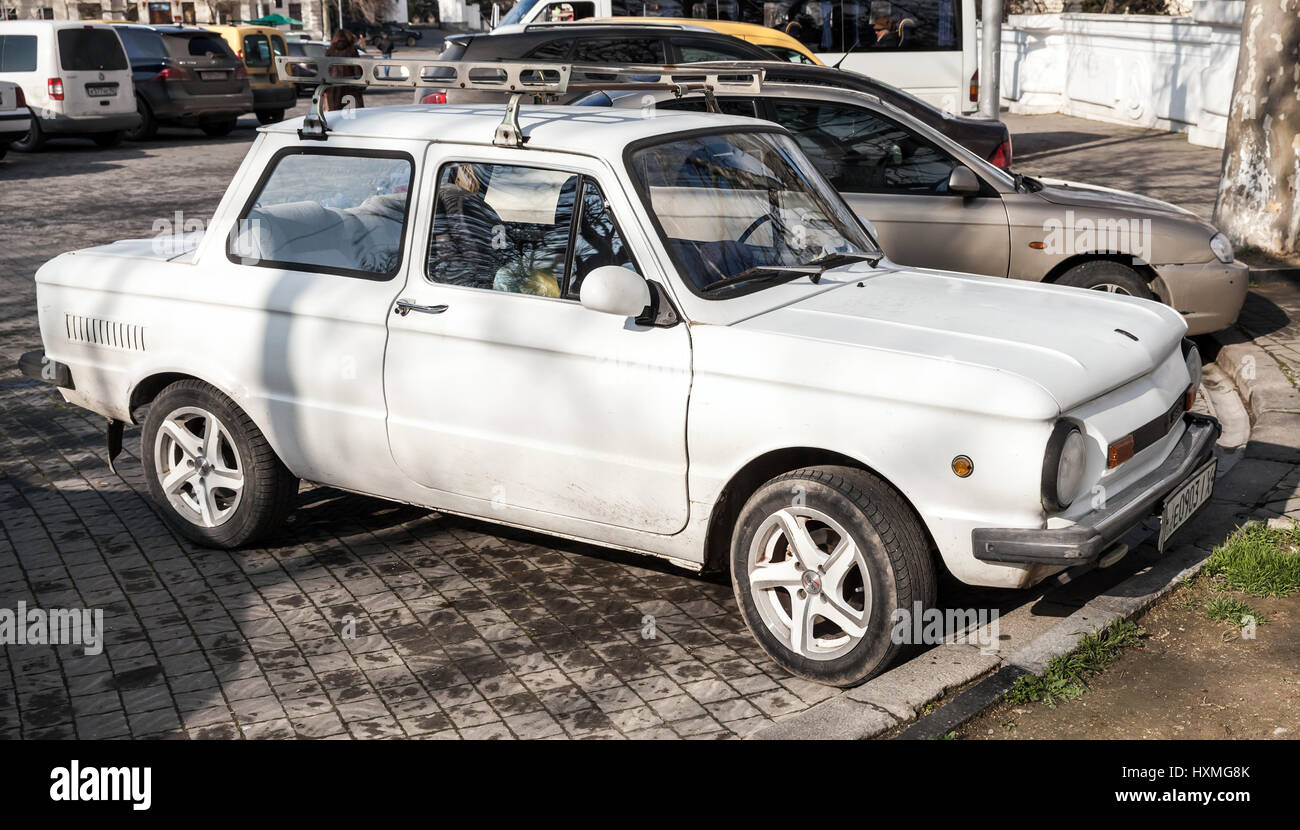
(1214, 0, 1300, 254)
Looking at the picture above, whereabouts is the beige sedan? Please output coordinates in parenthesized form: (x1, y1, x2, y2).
(592, 78, 1248, 335)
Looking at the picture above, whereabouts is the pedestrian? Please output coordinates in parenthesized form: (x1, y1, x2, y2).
(324, 29, 365, 112)
(375, 31, 394, 59)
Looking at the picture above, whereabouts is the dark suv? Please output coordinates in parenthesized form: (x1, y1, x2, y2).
(113, 24, 253, 140)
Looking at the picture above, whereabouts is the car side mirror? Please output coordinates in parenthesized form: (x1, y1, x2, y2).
(948, 165, 981, 195)
(580, 266, 651, 318)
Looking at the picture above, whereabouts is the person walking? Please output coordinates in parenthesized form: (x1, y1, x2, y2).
(324, 29, 365, 112)
(375, 30, 394, 59)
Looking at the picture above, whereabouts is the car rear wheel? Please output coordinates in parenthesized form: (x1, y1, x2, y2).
(92, 130, 124, 148)
(1055, 260, 1154, 298)
(255, 109, 284, 125)
(142, 380, 298, 548)
(125, 98, 157, 142)
(200, 118, 237, 137)
(11, 118, 45, 152)
(730, 465, 936, 687)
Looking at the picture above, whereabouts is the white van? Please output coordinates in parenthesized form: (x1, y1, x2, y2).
(0, 20, 141, 150)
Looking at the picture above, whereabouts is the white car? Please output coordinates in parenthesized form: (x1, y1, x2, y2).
(0, 79, 30, 158)
(20, 59, 1219, 686)
(0, 20, 140, 150)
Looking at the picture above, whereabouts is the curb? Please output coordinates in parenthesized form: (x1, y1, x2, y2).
(1247, 266, 1300, 290)
(1211, 328, 1300, 464)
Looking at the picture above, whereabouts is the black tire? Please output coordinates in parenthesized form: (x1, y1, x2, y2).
(255, 109, 284, 125)
(141, 380, 298, 548)
(125, 97, 156, 141)
(200, 118, 237, 137)
(1055, 260, 1154, 298)
(0, 143, 7, 160)
(11, 117, 45, 152)
(406, 35, 417, 47)
(730, 465, 936, 687)
(92, 130, 124, 148)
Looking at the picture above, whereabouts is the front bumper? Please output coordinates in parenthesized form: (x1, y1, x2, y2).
(1153, 260, 1249, 336)
(972, 413, 1220, 565)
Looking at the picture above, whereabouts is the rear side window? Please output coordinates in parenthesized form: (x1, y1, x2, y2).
(0, 35, 38, 72)
(229, 151, 415, 279)
(57, 29, 130, 71)
(166, 34, 232, 59)
(116, 29, 168, 61)
(525, 39, 571, 60)
(673, 38, 761, 62)
(571, 38, 664, 63)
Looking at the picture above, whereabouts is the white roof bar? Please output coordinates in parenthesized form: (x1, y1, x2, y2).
(276, 55, 765, 146)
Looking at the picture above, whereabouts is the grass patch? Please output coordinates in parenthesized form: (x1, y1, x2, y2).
(1203, 522, 1300, 597)
(1005, 619, 1144, 708)
(1204, 595, 1265, 626)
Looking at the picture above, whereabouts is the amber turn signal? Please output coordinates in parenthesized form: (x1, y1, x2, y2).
(951, 455, 974, 477)
(1184, 384, 1196, 411)
(1107, 434, 1135, 469)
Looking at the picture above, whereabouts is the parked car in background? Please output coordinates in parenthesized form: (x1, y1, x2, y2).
(285, 39, 328, 96)
(204, 24, 295, 124)
(111, 24, 252, 140)
(0, 20, 141, 150)
(351, 20, 424, 47)
(497, 17, 824, 64)
(585, 70, 1246, 333)
(0, 79, 30, 159)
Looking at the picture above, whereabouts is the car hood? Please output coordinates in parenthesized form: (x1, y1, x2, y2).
(735, 266, 1186, 412)
(1031, 177, 1199, 220)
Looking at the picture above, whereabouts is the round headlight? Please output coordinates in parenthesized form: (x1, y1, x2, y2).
(1043, 422, 1088, 511)
(1209, 232, 1234, 264)
(1181, 338, 1202, 388)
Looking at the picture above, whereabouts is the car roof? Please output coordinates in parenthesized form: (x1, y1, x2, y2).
(452, 25, 771, 52)
(262, 102, 776, 153)
(586, 17, 809, 49)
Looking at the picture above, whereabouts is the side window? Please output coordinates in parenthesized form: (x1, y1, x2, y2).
(656, 95, 758, 118)
(242, 34, 271, 66)
(525, 39, 571, 60)
(427, 163, 637, 299)
(0, 35, 38, 72)
(772, 101, 958, 194)
(674, 39, 758, 63)
(229, 152, 414, 278)
(541, 1, 595, 21)
(428, 163, 576, 297)
(571, 38, 665, 64)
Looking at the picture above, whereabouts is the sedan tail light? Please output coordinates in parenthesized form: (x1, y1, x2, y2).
(234, 64, 248, 79)
(47, 78, 64, 101)
(420, 91, 447, 104)
(14, 85, 25, 108)
(969, 69, 978, 103)
(988, 139, 1012, 169)
(154, 66, 192, 81)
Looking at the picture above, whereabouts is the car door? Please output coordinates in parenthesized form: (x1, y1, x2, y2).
(383, 148, 693, 535)
(768, 97, 1011, 276)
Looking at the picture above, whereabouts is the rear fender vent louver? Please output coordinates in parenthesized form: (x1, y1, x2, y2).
(65, 313, 146, 351)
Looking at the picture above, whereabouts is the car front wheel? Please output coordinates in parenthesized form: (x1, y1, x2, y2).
(142, 380, 298, 548)
(126, 97, 156, 141)
(731, 466, 936, 687)
(1055, 260, 1154, 298)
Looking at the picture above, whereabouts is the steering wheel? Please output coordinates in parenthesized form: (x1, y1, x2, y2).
(737, 212, 774, 246)
(738, 211, 796, 260)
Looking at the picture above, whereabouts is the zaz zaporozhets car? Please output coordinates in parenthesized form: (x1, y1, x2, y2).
(19, 58, 1220, 686)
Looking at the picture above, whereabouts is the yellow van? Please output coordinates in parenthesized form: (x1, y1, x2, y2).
(585, 17, 823, 65)
(204, 25, 297, 123)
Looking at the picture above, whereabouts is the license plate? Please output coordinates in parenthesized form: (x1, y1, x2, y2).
(86, 84, 117, 97)
(200, 71, 225, 81)
(1158, 459, 1216, 551)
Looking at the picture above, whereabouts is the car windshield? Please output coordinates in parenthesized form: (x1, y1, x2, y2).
(628, 130, 879, 297)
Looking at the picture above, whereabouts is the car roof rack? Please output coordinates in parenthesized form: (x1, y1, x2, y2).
(272, 55, 765, 146)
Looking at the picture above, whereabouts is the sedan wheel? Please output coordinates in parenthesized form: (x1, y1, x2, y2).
(1055, 260, 1154, 299)
(731, 465, 936, 687)
(142, 380, 298, 548)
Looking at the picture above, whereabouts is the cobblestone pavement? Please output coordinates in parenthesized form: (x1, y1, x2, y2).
(1, 107, 1296, 741)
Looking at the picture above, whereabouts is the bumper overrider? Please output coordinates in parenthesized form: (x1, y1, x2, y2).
(973, 413, 1220, 566)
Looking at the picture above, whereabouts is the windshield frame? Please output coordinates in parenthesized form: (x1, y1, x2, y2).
(623, 125, 882, 300)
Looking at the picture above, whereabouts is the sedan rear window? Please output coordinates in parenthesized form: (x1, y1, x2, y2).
(57, 28, 129, 72)
(0, 35, 38, 72)
(116, 28, 168, 61)
(166, 34, 233, 59)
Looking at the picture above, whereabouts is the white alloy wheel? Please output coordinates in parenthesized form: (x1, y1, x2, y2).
(153, 405, 245, 528)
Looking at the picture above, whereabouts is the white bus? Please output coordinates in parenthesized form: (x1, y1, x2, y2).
(494, 0, 979, 114)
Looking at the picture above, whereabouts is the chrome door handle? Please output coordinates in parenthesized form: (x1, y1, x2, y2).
(394, 299, 449, 317)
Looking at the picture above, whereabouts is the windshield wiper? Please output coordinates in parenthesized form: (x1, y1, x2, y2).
(801, 251, 884, 278)
(701, 268, 804, 294)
